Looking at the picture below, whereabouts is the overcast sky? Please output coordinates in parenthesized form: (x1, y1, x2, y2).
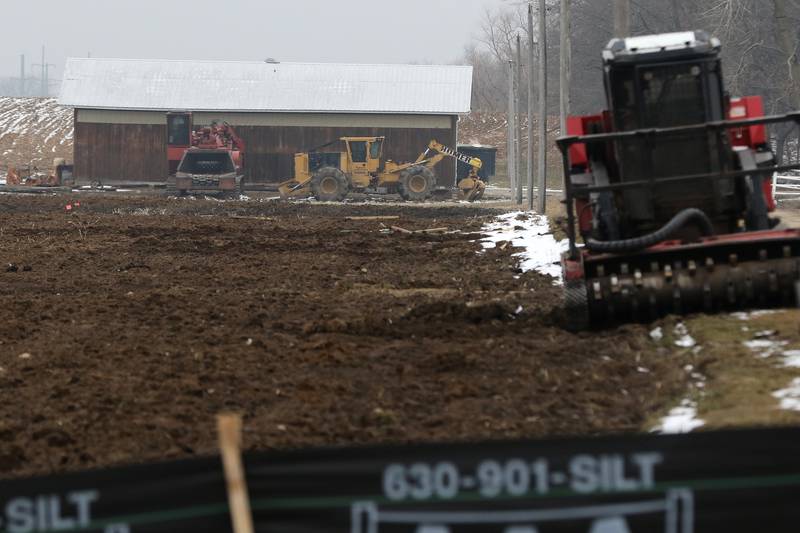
(2, 0, 506, 84)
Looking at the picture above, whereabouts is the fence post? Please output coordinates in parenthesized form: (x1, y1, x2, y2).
(773, 172, 777, 201)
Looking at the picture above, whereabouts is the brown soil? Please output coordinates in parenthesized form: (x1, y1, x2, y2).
(778, 205, 800, 228)
(0, 194, 690, 479)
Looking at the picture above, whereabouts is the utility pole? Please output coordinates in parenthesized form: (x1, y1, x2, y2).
(559, 0, 572, 138)
(20, 55, 25, 96)
(670, 0, 681, 31)
(39, 46, 46, 95)
(33, 45, 56, 97)
(614, 0, 631, 38)
(527, 3, 536, 211)
(559, 0, 572, 207)
(537, 0, 548, 214)
(507, 60, 517, 196)
(516, 34, 524, 205)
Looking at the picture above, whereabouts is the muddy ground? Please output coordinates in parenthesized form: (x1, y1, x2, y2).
(0, 193, 795, 479)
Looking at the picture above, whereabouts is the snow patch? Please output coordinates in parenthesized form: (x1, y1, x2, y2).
(730, 310, 779, 321)
(673, 323, 696, 348)
(743, 339, 789, 358)
(480, 211, 569, 283)
(649, 327, 663, 342)
(774, 378, 800, 411)
(780, 350, 800, 368)
(653, 399, 705, 434)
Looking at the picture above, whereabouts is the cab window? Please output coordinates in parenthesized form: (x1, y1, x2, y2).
(350, 141, 367, 163)
(370, 139, 383, 159)
(168, 114, 191, 146)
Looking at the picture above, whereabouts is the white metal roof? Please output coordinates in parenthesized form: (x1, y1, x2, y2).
(58, 58, 473, 115)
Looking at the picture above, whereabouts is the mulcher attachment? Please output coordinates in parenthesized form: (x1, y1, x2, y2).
(567, 230, 800, 327)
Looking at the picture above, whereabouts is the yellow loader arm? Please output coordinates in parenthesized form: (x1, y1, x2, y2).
(425, 140, 483, 176)
(422, 140, 486, 202)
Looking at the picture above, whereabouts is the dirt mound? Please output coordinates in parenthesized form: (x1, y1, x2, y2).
(0, 195, 690, 479)
(458, 111, 562, 159)
(0, 97, 73, 172)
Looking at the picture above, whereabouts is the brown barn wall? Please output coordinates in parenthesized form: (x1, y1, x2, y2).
(74, 110, 457, 185)
(74, 122, 167, 183)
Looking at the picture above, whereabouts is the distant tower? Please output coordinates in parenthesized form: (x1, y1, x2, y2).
(20, 54, 25, 96)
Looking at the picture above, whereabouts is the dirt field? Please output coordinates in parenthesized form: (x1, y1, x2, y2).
(779, 204, 800, 227)
(0, 193, 702, 479)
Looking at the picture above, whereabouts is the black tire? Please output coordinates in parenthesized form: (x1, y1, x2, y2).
(311, 167, 349, 202)
(564, 280, 590, 332)
(399, 166, 435, 201)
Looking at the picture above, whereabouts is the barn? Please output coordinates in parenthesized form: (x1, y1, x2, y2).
(58, 58, 473, 187)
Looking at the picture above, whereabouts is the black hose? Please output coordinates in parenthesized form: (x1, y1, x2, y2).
(586, 208, 715, 254)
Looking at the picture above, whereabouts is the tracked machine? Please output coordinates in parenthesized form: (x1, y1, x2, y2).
(558, 31, 800, 328)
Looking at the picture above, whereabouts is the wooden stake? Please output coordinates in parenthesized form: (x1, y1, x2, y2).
(229, 215, 274, 221)
(217, 414, 254, 533)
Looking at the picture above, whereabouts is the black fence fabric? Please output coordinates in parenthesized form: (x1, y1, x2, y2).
(2, 428, 800, 532)
(0, 457, 229, 532)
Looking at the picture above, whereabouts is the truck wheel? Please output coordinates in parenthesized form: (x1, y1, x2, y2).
(311, 167, 349, 202)
(399, 166, 435, 201)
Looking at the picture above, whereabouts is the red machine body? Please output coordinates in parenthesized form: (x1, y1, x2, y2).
(166, 113, 246, 196)
(188, 123, 245, 169)
(565, 95, 775, 239)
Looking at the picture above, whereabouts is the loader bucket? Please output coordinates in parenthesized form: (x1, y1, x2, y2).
(458, 176, 487, 202)
(278, 178, 310, 199)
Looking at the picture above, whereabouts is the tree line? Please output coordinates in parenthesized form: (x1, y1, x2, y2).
(464, 0, 800, 159)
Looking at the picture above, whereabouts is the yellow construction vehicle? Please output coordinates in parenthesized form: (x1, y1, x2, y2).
(278, 137, 486, 202)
